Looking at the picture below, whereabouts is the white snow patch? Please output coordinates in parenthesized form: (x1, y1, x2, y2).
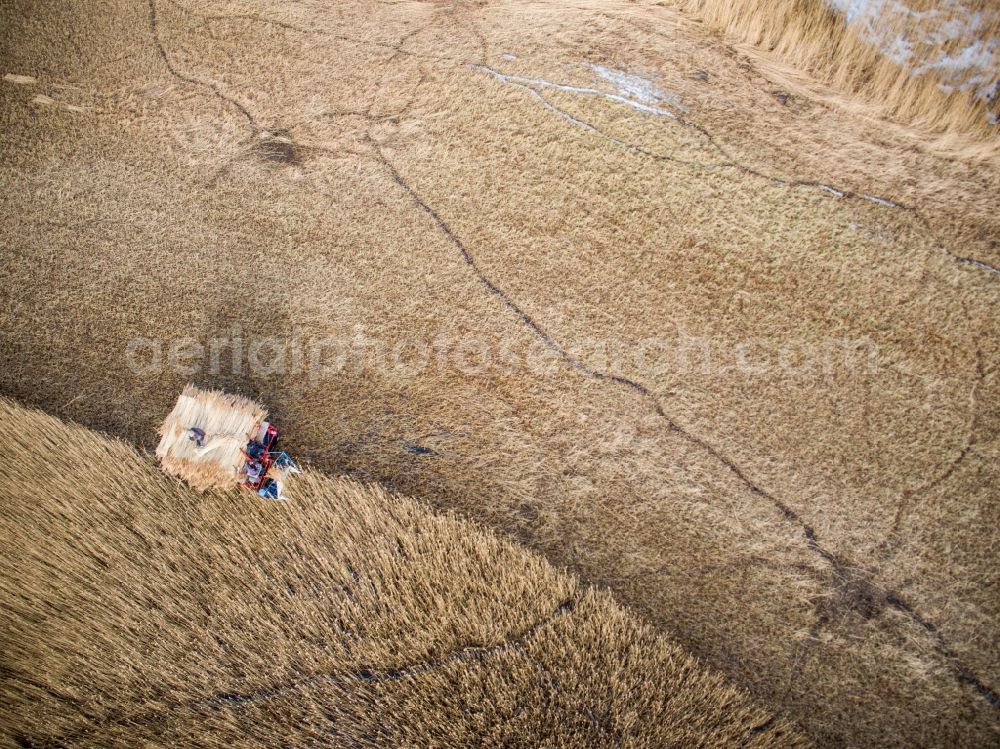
(956, 256, 1000, 275)
(825, 0, 999, 103)
(588, 65, 688, 113)
(861, 193, 904, 209)
(472, 65, 679, 119)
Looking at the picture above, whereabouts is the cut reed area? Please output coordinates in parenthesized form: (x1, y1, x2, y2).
(1, 0, 999, 746)
(0, 398, 804, 748)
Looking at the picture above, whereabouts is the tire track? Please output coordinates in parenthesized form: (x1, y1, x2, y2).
(148, 0, 257, 131)
(195, 597, 578, 711)
(879, 342, 985, 550)
(24, 597, 579, 746)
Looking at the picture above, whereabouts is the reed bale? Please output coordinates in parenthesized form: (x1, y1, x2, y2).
(155, 384, 267, 491)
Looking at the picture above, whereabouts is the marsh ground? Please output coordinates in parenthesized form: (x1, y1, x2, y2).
(1, 0, 998, 745)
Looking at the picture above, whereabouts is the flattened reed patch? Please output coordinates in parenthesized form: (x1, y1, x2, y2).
(257, 128, 298, 164)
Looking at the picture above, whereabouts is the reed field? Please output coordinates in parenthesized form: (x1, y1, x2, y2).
(0, 398, 807, 747)
(0, 0, 998, 745)
(684, 0, 1000, 146)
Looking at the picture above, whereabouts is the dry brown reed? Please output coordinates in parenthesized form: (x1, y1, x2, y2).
(0, 398, 805, 748)
(682, 0, 999, 147)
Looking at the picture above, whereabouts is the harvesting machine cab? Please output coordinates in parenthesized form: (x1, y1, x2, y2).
(239, 421, 300, 500)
